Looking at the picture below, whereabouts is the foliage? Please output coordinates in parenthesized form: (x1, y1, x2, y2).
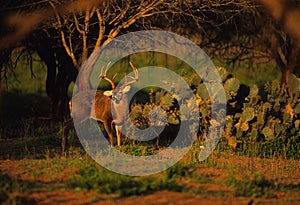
(126, 66, 299, 159)
(0, 171, 40, 204)
(227, 174, 274, 198)
(67, 163, 182, 196)
(165, 161, 195, 179)
(215, 68, 300, 158)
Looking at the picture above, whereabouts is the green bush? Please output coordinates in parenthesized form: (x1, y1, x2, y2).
(227, 174, 273, 198)
(0, 171, 40, 204)
(67, 164, 182, 196)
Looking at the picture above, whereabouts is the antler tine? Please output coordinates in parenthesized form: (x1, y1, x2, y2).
(121, 62, 139, 88)
(99, 62, 110, 77)
(112, 73, 118, 81)
(99, 62, 116, 90)
(129, 61, 138, 79)
(99, 66, 104, 78)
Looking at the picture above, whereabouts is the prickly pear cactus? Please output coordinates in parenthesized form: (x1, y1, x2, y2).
(294, 103, 300, 115)
(287, 74, 300, 96)
(262, 102, 272, 111)
(242, 107, 255, 122)
(248, 84, 259, 97)
(224, 77, 240, 99)
(216, 66, 228, 82)
(295, 120, 300, 130)
(251, 126, 258, 140)
(262, 126, 275, 139)
(155, 90, 165, 104)
(130, 66, 299, 149)
(282, 103, 294, 123)
(160, 94, 174, 110)
(197, 83, 210, 100)
(271, 79, 281, 93)
(190, 74, 201, 87)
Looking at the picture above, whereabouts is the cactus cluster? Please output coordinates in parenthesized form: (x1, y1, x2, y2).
(127, 67, 299, 149)
(221, 72, 300, 147)
(188, 67, 299, 148)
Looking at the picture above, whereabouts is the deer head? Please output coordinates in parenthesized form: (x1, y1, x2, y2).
(100, 61, 138, 104)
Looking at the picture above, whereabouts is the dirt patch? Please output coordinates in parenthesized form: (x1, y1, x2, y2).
(1, 155, 299, 205)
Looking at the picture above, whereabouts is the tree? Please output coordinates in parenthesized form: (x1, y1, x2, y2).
(202, 0, 300, 89)
(45, 0, 255, 117)
(255, 0, 300, 87)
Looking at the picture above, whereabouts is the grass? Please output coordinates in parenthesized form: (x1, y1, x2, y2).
(214, 59, 281, 86)
(67, 163, 183, 196)
(0, 146, 299, 203)
(0, 171, 42, 205)
(226, 173, 274, 198)
(237, 133, 300, 160)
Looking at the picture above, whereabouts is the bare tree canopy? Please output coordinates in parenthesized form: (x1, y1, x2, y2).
(253, 0, 300, 86)
(256, 0, 300, 46)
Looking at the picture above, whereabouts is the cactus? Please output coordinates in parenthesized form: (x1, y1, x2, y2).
(132, 67, 299, 150)
(236, 129, 243, 139)
(160, 94, 174, 110)
(254, 102, 271, 126)
(224, 115, 234, 136)
(235, 119, 250, 132)
(224, 77, 240, 99)
(190, 74, 201, 87)
(248, 84, 259, 97)
(240, 122, 249, 131)
(262, 102, 272, 111)
(224, 77, 240, 93)
(271, 79, 281, 93)
(287, 74, 300, 96)
(154, 90, 164, 104)
(257, 112, 265, 126)
(242, 107, 255, 122)
(274, 123, 286, 137)
(179, 104, 190, 121)
(262, 127, 274, 139)
(282, 103, 294, 123)
(295, 120, 300, 130)
(167, 113, 180, 125)
(197, 83, 210, 100)
(143, 103, 153, 115)
(216, 66, 228, 82)
(227, 136, 238, 148)
(294, 102, 300, 115)
(199, 106, 210, 118)
(251, 127, 258, 140)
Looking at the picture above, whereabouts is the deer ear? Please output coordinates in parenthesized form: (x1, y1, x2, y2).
(104, 90, 113, 97)
(122, 85, 131, 93)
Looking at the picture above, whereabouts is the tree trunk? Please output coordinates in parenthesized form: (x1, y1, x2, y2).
(281, 45, 299, 88)
(76, 49, 100, 91)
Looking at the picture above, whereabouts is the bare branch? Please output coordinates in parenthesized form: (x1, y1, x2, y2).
(49, 1, 79, 69)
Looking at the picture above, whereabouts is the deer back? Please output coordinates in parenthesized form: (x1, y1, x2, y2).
(90, 90, 113, 123)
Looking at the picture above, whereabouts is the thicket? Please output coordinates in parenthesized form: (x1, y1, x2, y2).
(128, 67, 300, 158)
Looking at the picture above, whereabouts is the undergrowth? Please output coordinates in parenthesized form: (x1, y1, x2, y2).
(67, 163, 182, 196)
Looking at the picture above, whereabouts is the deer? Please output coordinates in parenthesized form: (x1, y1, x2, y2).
(61, 62, 139, 152)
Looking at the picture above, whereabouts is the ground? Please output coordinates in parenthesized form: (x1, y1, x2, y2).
(0, 146, 299, 205)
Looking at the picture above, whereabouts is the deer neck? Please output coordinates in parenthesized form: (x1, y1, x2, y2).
(111, 95, 129, 125)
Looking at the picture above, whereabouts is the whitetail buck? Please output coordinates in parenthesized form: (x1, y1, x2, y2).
(62, 62, 139, 152)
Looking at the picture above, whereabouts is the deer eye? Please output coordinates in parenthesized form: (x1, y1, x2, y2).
(112, 92, 123, 103)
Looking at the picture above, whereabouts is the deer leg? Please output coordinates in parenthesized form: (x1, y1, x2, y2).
(62, 118, 74, 152)
(115, 125, 122, 146)
(104, 121, 115, 146)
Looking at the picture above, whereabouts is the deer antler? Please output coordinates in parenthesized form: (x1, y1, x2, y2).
(120, 61, 139, 89)
(99, 62, 116, 90)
